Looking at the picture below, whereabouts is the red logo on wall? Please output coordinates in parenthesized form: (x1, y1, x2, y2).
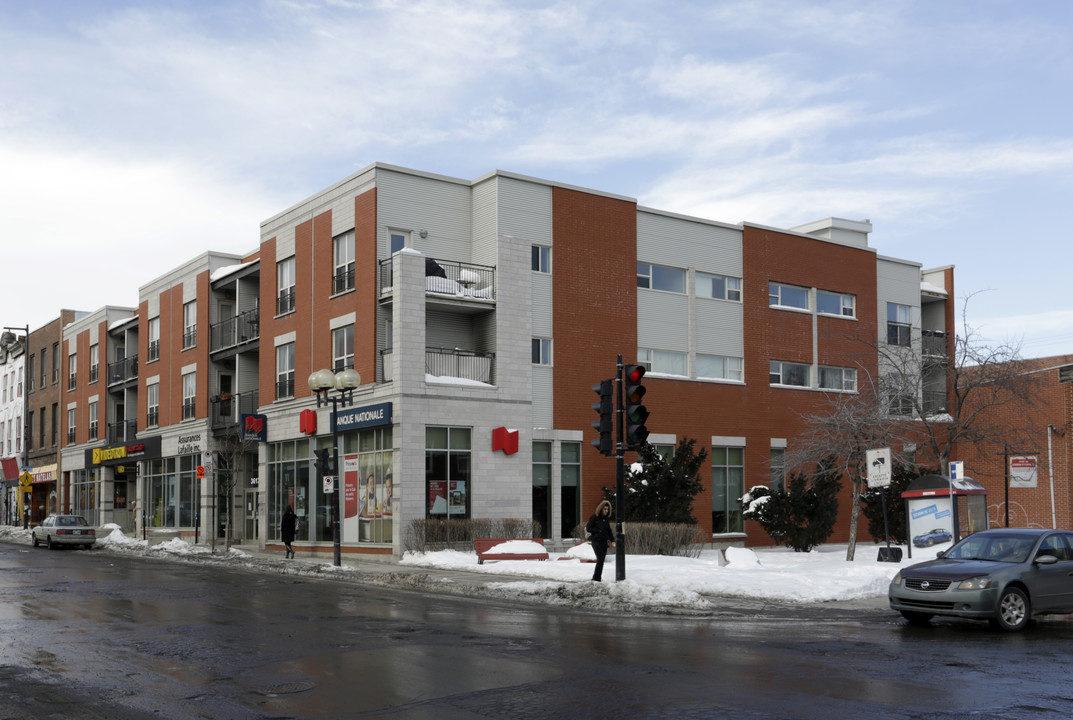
(492, 427, 519, 455)
(300, 409, 317, 436)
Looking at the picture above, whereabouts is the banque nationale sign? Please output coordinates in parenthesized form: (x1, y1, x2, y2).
(332, 402, 392, 432)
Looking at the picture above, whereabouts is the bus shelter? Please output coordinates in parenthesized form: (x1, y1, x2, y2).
(902, 474, 989, 559)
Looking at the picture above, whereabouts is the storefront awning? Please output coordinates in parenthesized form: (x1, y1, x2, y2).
(1, 457, 19, 483)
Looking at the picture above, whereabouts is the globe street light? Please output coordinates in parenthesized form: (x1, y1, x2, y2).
(307, 367, 361, 566)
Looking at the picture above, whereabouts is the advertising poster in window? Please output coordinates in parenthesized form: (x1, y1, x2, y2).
(428, 480, 447, 515)
(1010, 456, 1038, 488)
(342, 454, 360, 539)
(906, 497, 954, 552)
(449, 481, 467, 515)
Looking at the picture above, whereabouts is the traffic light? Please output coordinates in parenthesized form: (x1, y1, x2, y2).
(623, 364, 650, 450)
(591, 378, 614, 456)
(314, 448, 333, 476)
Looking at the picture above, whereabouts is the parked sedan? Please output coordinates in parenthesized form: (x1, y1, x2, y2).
(31, 515, 96, 550)
(890, 528, 1073, 631)
(912, 527, 953, 547)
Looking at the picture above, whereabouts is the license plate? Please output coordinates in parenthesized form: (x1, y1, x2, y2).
(72, 530, 82, 535)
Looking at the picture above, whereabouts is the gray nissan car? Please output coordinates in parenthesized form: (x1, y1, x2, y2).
(889, 528, 1073, 631)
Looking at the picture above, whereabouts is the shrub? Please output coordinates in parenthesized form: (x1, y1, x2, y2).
(404, 518, 541, 553)
(571, 520, 704, 558)
(741, 459, 841, 552)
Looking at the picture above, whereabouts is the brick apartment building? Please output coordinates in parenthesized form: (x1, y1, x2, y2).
(53, 163, 959, 558)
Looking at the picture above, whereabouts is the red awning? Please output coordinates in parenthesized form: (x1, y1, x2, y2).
(1, 458, 19, 482)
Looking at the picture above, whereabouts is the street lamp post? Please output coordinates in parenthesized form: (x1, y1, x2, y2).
(307, 367, 361, 567)
(2, 326, 30, 527)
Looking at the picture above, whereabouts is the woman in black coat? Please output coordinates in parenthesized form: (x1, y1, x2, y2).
(585, 500, 615, 582)
(281, 505, 297, 559)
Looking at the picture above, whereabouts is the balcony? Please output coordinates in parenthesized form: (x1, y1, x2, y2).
(379, 257, 495, 304)
(108, 354, 138, 386)
(425, 347, 495, 384)
(107, 419, 138, 444)
(922, 330, 948, 359)
(923, 389, 948, 416)
(210, 309, 260, 354)
(210, 390, 260, 431)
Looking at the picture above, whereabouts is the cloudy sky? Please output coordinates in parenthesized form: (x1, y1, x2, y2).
(3, 1, 1072, 356)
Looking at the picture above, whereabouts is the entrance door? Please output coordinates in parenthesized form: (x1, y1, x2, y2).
(244, 489, 259, 541)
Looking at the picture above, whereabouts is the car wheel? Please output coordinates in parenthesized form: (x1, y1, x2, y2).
(900, 610, 933, 627)
(995, 587, 1031, 631)
(925, 538, 935, 546)
(46, 535, 54, 550)
(31, 533, 39, 548)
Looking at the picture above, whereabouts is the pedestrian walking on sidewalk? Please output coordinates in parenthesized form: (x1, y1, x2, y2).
(586, 500, 615, 582)
(281, 505, 297, 559)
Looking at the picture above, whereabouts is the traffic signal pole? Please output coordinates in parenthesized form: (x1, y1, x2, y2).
(615, 355, 626, 581)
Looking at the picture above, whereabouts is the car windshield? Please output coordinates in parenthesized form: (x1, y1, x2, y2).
(57, 516, 88, 527)
(945, 533, 1037, 563)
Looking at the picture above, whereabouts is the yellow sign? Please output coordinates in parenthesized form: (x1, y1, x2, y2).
(92, 446, 129, 464)
(18, 472, 32, 489)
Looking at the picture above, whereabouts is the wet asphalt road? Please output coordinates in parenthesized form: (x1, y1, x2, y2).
(2, 542, 1073, 720)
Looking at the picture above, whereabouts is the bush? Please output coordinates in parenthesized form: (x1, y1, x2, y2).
(602, 438, 707, 524)
(404, 518, 541, 553)
(571, 520, 705, 558)
(741, 459, 841, 552)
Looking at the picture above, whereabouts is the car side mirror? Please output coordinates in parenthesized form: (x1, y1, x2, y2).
(1035, 554, 1059, 565)
(936, 550, 945, 559)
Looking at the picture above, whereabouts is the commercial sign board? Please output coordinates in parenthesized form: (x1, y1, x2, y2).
(86, 436, 162, 467)
(241, 414, 268, 442)
(1010, 456, 1039, 488)
(333, 402, 392, 433)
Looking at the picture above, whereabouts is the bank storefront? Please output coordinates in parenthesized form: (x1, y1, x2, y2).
(266, 402, 393, 552)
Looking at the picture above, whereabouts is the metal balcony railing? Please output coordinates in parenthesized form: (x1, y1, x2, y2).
(277, 287, 296, 315)
(107, 419, 138, 444)
(379, 257, 495, 301)
(210, 309, 260, 353)
(210, 390, 260, 429)
(333, 265, 355, 295)
(922, 330, 948, 358)
(923, 390, 948, 416)
(425, 347, 494, 384)
(147, 340, 160, 362)
(107, 354, 138, 385)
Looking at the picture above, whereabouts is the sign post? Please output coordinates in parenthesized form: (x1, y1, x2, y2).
(866, 448, 900, 562)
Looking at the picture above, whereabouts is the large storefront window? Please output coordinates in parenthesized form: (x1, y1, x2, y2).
(426, 427, 470, 518)
(532, 442, 551, 539)
(143, 456, 198, 528)
(341, 426, 393, 543)
(561, 442, 581, 538)
(70, 469, 98, 526)
(267, 440, 314, 542)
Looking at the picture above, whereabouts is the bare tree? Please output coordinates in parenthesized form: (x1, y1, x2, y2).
(782, 295, 1041, 560)
(211, 429, 259, 552)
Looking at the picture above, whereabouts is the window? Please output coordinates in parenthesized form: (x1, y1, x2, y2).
(68, 353, 77, 390)
(147, 383, 159, 427)
(27, 412, 33, 451)
(183, 301, 197, 349)
(389, 230, 409, 255)
(532, 338, 552, 365)
(332, 326, 354, 371)
(147, 317, 160, 362)
(561, 442, 581, 538)
(88, 401, 98, 438)
(697, 273, 741, 301)
(769, 282, 809, 310)
(277, 257, 296, 315)
(51, 402, 57, 445)
(182, 372, 196, 420)
(333, 230, 355, 294)
(15, 416, 21, 454)
(52, 342, 59, 383)
(770, 448, 786, 492)
(817, 290, 855, 318)
(27, 354, 34, 392)
(638, 348, 687, 376)
(697, 354, 744, 382)
(637, 263, 686, 293)
(887, 303, 911, 346)
(67, 407, 76, 444)
(276, 343, 295, 399)
(89, 344, 99, 383)
(819, 366, 857, 392)
(533, 442, 551, 540)
(39, 407, 46, 449)
(143, 456, 198, 529)
(770, 361, 809, 387)
(532, 245, 551, 273)
(426, 427, 471, 518)
(712, 446, 744, 534)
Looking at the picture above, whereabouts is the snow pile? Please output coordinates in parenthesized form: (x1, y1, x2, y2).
(484, 540, 547, 555)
